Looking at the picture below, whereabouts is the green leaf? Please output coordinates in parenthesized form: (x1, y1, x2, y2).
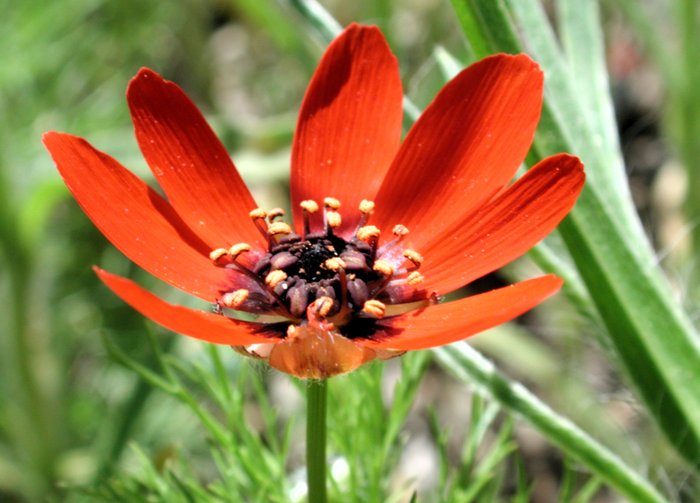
(507, 0, 645, 243)
(434, 344, 667, 503)
(451, 0, 700, 469)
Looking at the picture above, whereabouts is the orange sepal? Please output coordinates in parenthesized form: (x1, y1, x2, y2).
(268, 301, 378, 379)
(269, 323, 377, 379)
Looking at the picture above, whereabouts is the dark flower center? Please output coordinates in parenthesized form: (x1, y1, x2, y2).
(208, 198, 427, 335)
(295, 240, 339, 281)
(258, 232, 383, 320)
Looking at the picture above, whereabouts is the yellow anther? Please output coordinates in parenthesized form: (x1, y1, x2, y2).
(392, 224, 409, 236)
(267, 208, 286, 221)
(357, 225, 381, 242)
(222, 289, 249, 308)
(359, 199, 375, 214)
(229, 243, 252, 258)
(249, 208, 267, 219)
(209, 248, 230, 263)
(403, 249, 424, 266)
(265, 270, 288, 288)
(326, 211, 342, 229)
(300, 200, 319, 213)
(324, 257, 347, 271)
(406, 271, 424, 286)
(267, 222, 293, 236)
(323, 197, 341, 210)
(362, 299, 386, 318)
(372, 260, 394, 276)
(312, 296, 335, 318)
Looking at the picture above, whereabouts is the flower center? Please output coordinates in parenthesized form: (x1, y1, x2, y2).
(208, 198, 426, 333)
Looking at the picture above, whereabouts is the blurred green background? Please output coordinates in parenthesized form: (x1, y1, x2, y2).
(1, 0, 699, 501)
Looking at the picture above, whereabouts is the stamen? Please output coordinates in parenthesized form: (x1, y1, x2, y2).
(379, 224, 409, 256)
(359, 199, 375, 215)
(320, 198, 341, 234)
(300, 200, 319, 238)
(362, 299, 386, 318)
(357, 225, 381, 242)
(358, 199, 375, 228)
(311, 296, 334, 318)
(393, 224, 409, 236)
(406, 271, 424, 286)
(268, 222, 293, 237)
(209, 248, 230, 264)
(326, 211, 342, 230)
(403, 249, 424, 268)
(370, 259, 395, 298)
(221, 289, 249, 309)
(322, 198, 342, 234)
(267, 208, 286, 222)
(372, 260, 394, 277)
(324, 257, 347, 271)
(323, 197, 341, 210)
(218, 243, 257, 282)
(300, 200, 320, 213)
(250, 208, 271, 244)
(249, 208, 267, 219)
(229, 243, 252, 259)
(357, 225, 380, 258)
(265, 270, 288, 288)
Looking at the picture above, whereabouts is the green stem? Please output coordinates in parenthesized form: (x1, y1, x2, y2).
(0, 166, 57, 497)
(677, 0, 700, 260)
(306, 379, 328, 503)
(287, 0, 341, 41)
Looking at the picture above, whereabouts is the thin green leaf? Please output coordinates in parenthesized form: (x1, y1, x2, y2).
(101, 332, 179, 396)
(557, 0, 623, 177)
(452, 0, 700, 469)
(434, 343, 667, 503)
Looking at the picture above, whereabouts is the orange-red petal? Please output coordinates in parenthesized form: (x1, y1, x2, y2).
(360, 275, 562, 350)
(290, 24, 403, 235)
(372, 53, 543, 241)
(127, 68, 264, 250)
(417, 154, 584, 295)
(95, 267, 281, 346)
(44, 132, 233, 300)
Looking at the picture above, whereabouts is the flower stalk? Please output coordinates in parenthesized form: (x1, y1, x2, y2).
(306, 379, 328, 503)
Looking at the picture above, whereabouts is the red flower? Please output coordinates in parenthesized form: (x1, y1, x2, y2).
(44, 25, 584, 379)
